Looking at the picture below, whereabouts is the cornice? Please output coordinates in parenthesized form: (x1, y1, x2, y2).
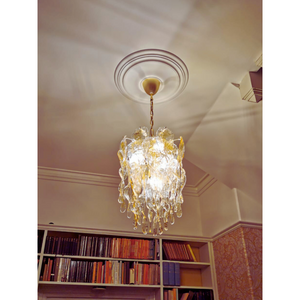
(211, 221, 262, 241)
(38, 166, 120, 188)
(184, 174, 217, 197)
(38, 166, 217, 197)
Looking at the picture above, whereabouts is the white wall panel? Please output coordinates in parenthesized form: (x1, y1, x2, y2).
(199, 180, 240, 237)
(38, 179, 202, 237)
(236, 188, 262, 223)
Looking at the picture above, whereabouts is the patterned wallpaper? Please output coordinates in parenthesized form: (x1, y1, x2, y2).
(213, 226, 262, 300)
(243, 227, 262, 300)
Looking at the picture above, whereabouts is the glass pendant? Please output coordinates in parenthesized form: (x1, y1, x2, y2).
(117, 78, 186, 236)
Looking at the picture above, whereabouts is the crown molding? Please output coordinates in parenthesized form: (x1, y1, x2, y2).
(38, 166, 120, 188)
(211, 221, 262, 241)
(184, 174, 217, 197)
(38, 166, 217, 197)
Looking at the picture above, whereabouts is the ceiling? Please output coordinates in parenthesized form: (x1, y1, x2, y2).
(38, 0, 262, 205)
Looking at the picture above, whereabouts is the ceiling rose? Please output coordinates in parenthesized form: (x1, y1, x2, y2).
(114, 49, 189, 104)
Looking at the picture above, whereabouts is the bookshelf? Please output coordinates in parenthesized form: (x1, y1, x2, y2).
(37, 227, 218, 300)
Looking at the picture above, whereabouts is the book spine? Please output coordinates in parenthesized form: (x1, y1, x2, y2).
(93, 237, 98, 257)
(86, 236, 92, 257)
(101, 264, 105, 283)
(174, 263, 180, 286)
(47, 259, 53, 281)
(186, 244, 197, 262)
(42, 259, 48, 281)
(44, 236, 50, 254)
(163, 262, 169, 286)
(164, 290, 168, 300)
(169, 262, 175, 286)
(83, 236, 87, 256)
(130, 239, 135, 259)
(79, 236, 84, 256)
(76, 235, 81, 255)
(75, 261, 80, 282)
(56, 237, 61, 255)
(182, 244, 190, 261)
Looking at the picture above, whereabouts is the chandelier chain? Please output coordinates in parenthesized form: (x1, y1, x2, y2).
(150, 94, 154, 137)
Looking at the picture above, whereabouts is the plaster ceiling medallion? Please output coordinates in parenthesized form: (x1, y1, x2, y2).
(114, 49, 189, 104)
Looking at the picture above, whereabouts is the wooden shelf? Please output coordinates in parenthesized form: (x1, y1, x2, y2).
(162, 260, 210, 269)
(164, 286, 213, 290)
(41, 253, 160, 263)
(39, 281, 160, 288)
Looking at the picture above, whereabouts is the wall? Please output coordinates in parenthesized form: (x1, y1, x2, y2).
(38, 175, 203, 237)
(185, 83, 262, 207)
(236, 189, 262, 223)
(199, 181, 240, 237)
(212, 226, 262, 300)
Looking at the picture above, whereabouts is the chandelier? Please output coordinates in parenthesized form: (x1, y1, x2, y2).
(114, 50, 189, 236)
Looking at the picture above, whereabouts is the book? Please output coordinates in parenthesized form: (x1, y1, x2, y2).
(155, 239, 160, 260)
(168, 262, 175, 286)
(181, 243, 190, 261)
(53, 258, 59, 281)
(129, 268, 135, 284)
(93, 237, 98, 257)
(173, 288, 177, 300)
(98, 237, 104, 257)
(186, 244, 197, 262)
(101, 264, 105, 283)
(69, 261, 76, 282)
(76, 235, 81, 255)
(163, 262, 169, 285)
(180, 293, 189, 300)
(75, 261, 81, 282)
(148, 239, 155, 259)
(164, 290, 168, 300)
(86, 236, 92, 256)
(92, 262, 97, 283)
(187, 291, 195, 300)
(47, 259, 53, 281)
(42, 259, 48, 281)
(182, 243, 191, 261)
(163, 243, 171, 260)
(174, 263, 180, 286)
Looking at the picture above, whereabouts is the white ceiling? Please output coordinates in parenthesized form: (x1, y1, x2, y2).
(38, 0, 262, 203)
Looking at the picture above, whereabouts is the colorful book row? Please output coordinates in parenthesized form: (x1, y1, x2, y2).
(40, 257, 160, 285)
(163, 262, 180, 286)
(44, 235, 159, 260)
(163, 242, 197, 262)
(180, 290, 214, 300)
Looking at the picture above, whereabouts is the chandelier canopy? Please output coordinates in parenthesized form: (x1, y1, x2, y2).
(115, 50, 188, 236)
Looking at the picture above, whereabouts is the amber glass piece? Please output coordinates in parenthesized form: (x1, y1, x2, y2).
(164, 221, 168, 231)
(156, 127, 174, 141)
(177, 136, 185, 162)
(132, 127, 149, 140)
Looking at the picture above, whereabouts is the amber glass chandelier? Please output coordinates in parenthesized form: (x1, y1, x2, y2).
(114, 49, 189, 236)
